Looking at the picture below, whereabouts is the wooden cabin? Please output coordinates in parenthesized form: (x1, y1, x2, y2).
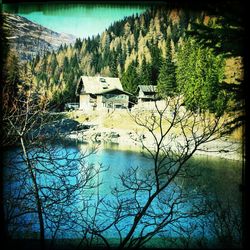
(137, 85, 158, 104)
(76, 76, 132, 110)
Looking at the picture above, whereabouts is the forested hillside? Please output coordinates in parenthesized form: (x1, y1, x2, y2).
(4, 5, 244, 115)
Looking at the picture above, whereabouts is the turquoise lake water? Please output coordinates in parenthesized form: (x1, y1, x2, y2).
(3, 140, 243, 247)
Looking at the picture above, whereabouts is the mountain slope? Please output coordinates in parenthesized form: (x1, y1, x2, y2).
(23, 7, 202, 106)
(11, 5, 242, 116)
(2, 12, 76, 60)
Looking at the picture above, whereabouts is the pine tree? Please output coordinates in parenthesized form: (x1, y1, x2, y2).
(109, 53, 118, 77)
(74, 38, 82, 50)
(50, 52, 58, 75)
(138, 57, 152, 86)
(58, 44, 63, 52)
(150, 45, 162, 84)
(63, 56, 70, 73)
(176, 38, 225, 113)
(121, 61, 139, 95)
(70, 53, 78, 69)
(157, 40, 177, 97)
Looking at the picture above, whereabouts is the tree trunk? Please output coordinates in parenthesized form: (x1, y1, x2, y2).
(20, 137, 45, 250)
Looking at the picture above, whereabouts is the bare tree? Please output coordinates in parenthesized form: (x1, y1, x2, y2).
(2, 65, 107, 250)
(74, 96, 238, 249)
(2, 55, 241, 249)
(203, 195, 242, 248)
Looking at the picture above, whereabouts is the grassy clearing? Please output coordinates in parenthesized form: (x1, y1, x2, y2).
(66, 109, 243, 142)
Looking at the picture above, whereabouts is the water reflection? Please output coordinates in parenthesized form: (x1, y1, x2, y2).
(3, 141, 242, 247)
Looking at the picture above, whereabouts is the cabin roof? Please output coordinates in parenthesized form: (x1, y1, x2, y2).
(137, 85, 157, 93)
(96, 88, 132, 96)
(76, 76, 123, 95)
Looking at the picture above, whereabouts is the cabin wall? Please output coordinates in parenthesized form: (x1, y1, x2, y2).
(96, 95, 104, 109)
(80, 94, 91, 110)
(101, 94, 129, 109)
(79, 89, 130, 110)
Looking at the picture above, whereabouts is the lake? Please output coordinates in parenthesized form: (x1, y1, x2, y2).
(3, 140, 243, 248)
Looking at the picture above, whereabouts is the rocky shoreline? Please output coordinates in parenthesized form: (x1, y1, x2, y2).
(36, 117, 243, 161)
(65, 126, 243, 161)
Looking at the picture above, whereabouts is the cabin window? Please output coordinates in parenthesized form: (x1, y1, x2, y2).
(99, 77, 106, 83)
(100, 77, 109, 89)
